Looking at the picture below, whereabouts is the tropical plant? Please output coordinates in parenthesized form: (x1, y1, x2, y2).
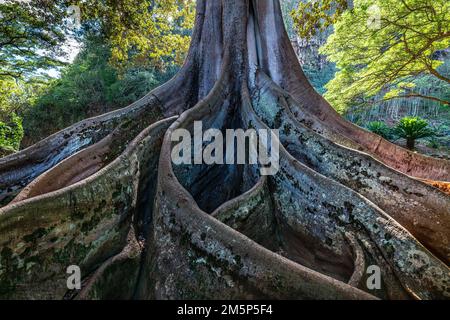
(366, 121, 392, 140)
(427, 137, 440, 150)
(393, 117, 435, 150)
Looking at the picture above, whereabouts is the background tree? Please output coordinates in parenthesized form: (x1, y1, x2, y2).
(76, 0, 195, 70)
(292, 0, 450, 113)
(0, 0, 72, 81)
(0, 0, 195, 79)
(291, 0, 348, 39)
(0, 0, 194, 149)
(0, 114, 23, 156)
(0, 77, 38, 153)
(21, 36, 179, 146)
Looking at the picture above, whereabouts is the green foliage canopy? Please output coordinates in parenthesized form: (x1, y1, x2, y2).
(77, 0, 195, 70)
(0, 1, 195, 150)
(324, 0, 450, 112)
(0, 113, 23, 154)
(0, 0, 195, 81)
(0, 0, 72, 81)
(291, 0, 348, 39)
(293, 0, 450, 113)
(21, 36, 178, 145)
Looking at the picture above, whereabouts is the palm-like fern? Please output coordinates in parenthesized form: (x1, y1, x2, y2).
(367, 121, 392, 140)
(393, 117, 435, 150)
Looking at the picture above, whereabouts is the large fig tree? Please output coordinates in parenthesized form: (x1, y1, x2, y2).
(0, 0, 449, 300)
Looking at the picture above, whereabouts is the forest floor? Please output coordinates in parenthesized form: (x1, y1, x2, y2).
(351, 108, 450, 161)
(397, 140, 450, 160)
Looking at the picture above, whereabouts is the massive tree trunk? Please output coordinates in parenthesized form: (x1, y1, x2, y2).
(0, 0, 449, 300)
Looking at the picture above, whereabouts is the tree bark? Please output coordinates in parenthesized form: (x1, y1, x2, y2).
(0, 0, 449, 300)
(406, 138, 415, 151)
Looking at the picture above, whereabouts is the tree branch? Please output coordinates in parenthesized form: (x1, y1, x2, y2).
(380, 93, 450, 106)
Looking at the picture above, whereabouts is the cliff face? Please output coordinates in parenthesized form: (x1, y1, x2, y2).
(281, 0, 336, 94)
